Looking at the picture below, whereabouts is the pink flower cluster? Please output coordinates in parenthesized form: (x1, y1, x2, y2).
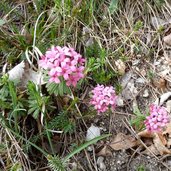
(144, 104, 169, 132)
(90, 84, 117, 114)
(39, 46, 85, 87)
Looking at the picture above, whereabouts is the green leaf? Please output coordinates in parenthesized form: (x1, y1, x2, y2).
(10, 162, 22, 171)
(47, 111, 74, 133)
(64, 134, 111, 162)
(8, 81, 17, 107)
(46, 81, 70, 96)
(33, 108, 40, 119)
(130, 106, 146, 130)
(133, 106, 142, 116)
(47, 155, 65, 171)
(0, 99, 11, 109)
(109, 0, 118, 14)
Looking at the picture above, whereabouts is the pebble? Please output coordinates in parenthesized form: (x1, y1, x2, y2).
(132, 59, 140, 66)
(117, 160, 121, 165)
(143, 89, 149, 97)
(116, 96, 124, 107)
(87, 146, 93, 152)
(97, 156, 106, 170)
(136, 77, 146, 84)
(86, 125, 100, 141)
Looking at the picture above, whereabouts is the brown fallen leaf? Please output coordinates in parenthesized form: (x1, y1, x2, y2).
(142, 144, 160, 156)
(163, 122, 171, 136)
(163, 122, 171, 148)
(153, 133, 171, 155)
(166, 138, 171, 148)
(97, 146, 112, 156)
(109, 133, 139, 150)
(138, 129, 155, 138)
(164, 34, 171, 46)
(138, 129, 171, 156)
(152, 77, 167, 91)
(158, 133, 167, 145)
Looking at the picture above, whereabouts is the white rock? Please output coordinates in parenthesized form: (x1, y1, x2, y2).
(97, 156, 106, 170)
(143, 89, 149, 97)
(8, 61, 25, 81)
(8, 61, 45, 87)
(120, 71, 133, 88)
(116, 96, 124, 106)
(122, 80, 138, 100)
(132, 59, 140, 66)
(87, 146, 93, 152)
(97, 156, 104, 164)
(86, 125, 100, 141)
(154, 61, 161, 66)
(136, 77, 146, 84)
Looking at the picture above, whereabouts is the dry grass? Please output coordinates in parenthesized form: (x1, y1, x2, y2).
(1, 0, 171, 170)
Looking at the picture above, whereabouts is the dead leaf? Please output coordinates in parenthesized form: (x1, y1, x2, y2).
(97, 146, 112, 156)
(164, 34, 171, 46)
(158, 133, 167, 145)
(115, 59, 126, 75)
(163, 122, 171, 136)
(152, 77, 166, 91)
(109, 133, 139, 150)
(138, 129, 171, 156)
(167, 138, 171, 148)
(138, 129, 155, 138)
(142, 144, 160, 156)
(153, 133, 171, 155)
(163, 122, 171, 148)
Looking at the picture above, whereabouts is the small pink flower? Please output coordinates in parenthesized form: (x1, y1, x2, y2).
(39, 46, 85, 87)
(144, 104, 170, 132)
(90, 84, 117, 114)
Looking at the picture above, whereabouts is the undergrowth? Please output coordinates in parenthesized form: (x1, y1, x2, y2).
(0, 0, 170, 170)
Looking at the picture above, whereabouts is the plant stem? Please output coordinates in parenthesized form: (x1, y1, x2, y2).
(45, 119, 55, 155)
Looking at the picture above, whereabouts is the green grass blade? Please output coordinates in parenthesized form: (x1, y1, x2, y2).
(63, 134, 111, 162)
